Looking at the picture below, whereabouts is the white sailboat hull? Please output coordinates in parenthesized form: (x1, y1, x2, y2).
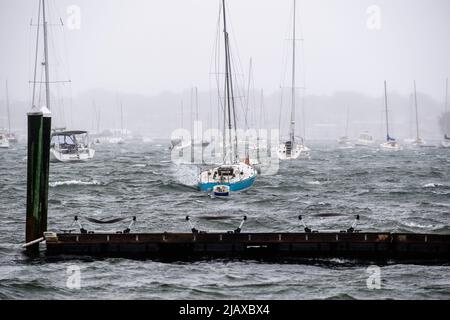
(441, 140, 450, 148)
(277, 142, 310, 160)
(199, 162, 257, 192)
(50, 147, 95, 162)
(380, 141, 402, 151)
(0, 135, 10, 148)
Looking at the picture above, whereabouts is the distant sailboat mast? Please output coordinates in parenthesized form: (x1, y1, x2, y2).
(345, 107, 350, 137)
(384, 80, 390, 141)
(222, 0, 237, 164)
(413, 80, 420, 141)
(289, 0, 297, 143)
(5, 80, 11, 134)
(445, 78, 449, 137)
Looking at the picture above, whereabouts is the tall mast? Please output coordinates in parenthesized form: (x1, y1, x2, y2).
(345, 106, 349, 137)
(445, 78, 449, 135)
(289, 0, 297, 143)
(180, 100, 184, 128)
(222, 0, 233, 164)
(245, 57, 253, 130)
(120, 101, 124, 132)
(413, 80, 420, 140)
(42, 0, 51, 110)
(384, 80, 390, 140)
(31, 0, 42, 109)
(6, 80, 11, 134)
(195, 87, 199, 122)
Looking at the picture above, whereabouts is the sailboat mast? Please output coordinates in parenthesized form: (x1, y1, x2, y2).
(384, 80, 390, 140)
(345, 106, 349, 137)
(445, 78, 449, 135)
(120, 102, 124, 133)
(6, 80, 11, 134)
(245, 57, 252, 130)
(222, 0, 233, 164)
(289, 0, 297, 143)
(413, 80, 420, 140)
(42, 0, 51, 110)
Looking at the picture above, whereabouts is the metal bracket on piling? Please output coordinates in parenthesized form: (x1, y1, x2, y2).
(347, 215, 360, 233)
(123, 216, 136, 234)
(186, 216, 198, 234)
(234, 216, 247, 234)
(298, 215, 312, 233)
(74, 216, 87, 234)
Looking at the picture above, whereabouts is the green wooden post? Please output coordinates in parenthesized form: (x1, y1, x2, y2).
(26, 108, 43, 255)
(40, 107, 51, 235)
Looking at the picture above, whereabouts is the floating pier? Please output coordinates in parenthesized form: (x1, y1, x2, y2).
(44, 230, 450, 262)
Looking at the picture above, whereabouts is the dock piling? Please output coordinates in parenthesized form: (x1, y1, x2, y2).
(25, 108, 44, 254)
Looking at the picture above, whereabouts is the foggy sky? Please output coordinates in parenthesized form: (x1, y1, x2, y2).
(1, 0, 450, 99)
(0, 0, 449, 138)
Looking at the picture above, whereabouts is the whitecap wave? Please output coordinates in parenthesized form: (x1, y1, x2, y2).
(423, 183, 443, 188)
(49, 180, 101, 187)
(306, 181, 321, 185)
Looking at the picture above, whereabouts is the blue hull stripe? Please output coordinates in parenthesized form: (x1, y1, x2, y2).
(199, 176, 256, 192)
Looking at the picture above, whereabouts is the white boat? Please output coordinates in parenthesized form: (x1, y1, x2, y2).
(0, 132, 10, 148)
(278, 139, 310, 160)
(198, 0, 256, 193)
(338, 136, 353, 149)
(277, 0, 309, 160)
(380, 140, 401, 151)
(442, 135, 450, 148)
(380, 81, 401, 151)
(409, 81, 427, 147)
(50, 130, 95, 162)
(337, 107, 353, 148)
(4, 80, 18, 144)
(441, 78, 450, 148)
(355, 132, 374, 147)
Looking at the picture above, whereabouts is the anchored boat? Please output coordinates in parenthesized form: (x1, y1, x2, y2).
(0, 132, 9, 148)
(278, 0, 310, 160)
(198, 0, 257, 193)
(380, 81, 402, 151)
(50, 130, 95, 162)
(442, 78, 450, 148)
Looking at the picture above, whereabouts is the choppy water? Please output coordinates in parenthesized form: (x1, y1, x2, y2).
(0, 141, 449, 299)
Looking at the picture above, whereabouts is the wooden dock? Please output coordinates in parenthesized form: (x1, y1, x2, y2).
(44, 231, 450, 262)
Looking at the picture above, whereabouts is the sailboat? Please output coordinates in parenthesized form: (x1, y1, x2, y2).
(4, 80, 18, 144)
(355, 132, 374, 147)
(50, 129, 95, 162)
(442, 78, 450, 148)
(0, 132, 9, 148)
(198, 0, 257, 193)
(32, 0, 95, 162)
(380, 81, 401, 151)
(337, 107, 353, 148)
(410, 81, 426, 147)
(277, 0, 310, 160)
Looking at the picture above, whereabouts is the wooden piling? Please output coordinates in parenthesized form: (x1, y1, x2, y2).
(25, 108, 43, 255)
(39, 107, 51, 235)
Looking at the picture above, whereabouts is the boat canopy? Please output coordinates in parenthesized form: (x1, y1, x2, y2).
(51, 130, 88, 136)
(217, 166, 235, 176)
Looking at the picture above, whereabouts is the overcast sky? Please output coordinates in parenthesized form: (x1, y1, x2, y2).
(0, 0, 449, 103)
